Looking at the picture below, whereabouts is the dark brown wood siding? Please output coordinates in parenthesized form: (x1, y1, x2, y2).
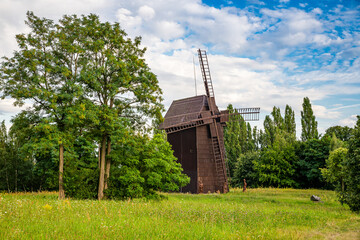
(167, 128, 197, 193)
(196, 125, 217, 193)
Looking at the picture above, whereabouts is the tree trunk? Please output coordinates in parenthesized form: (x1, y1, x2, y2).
(104, 136, 111, 190)
(341, 179, 345, 192)
(5, 157, 10, 193)
(98, 146, 101, 169)
(15, 169, 18, 193)
(98, 135, 107, 200)
(59, 143, 65, 200)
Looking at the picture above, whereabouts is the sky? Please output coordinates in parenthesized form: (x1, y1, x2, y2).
(0, 0, 359, 137)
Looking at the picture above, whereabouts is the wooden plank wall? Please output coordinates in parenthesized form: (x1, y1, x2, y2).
(168, 128, 197, 193)
(196, 125, 217, 193)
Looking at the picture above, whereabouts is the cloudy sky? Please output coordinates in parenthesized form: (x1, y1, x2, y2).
(0, 0, 359, 136)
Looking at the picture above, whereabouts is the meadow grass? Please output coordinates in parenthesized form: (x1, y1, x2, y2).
(0, 188, 359, 239)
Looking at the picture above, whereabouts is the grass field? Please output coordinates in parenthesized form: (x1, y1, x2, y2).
(1, 188, 359, 239)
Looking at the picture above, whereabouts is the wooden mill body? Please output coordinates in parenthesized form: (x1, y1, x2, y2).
(159, 49, 260, 194)
(161, 95, 229, 193)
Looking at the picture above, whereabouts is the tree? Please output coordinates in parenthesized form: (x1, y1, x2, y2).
(324, 126, 353, 142)
(67, 14, 164, 199)
(340, 115, 360, 212)
(329, 133, 344, 151)
(224, 104, 242, 179)
(263, 106, 290, 147)
(0, 119, 35, 192)
(284, 105, 296, 141)
(233, 151, 260, 188)
(254, 134, 297, 188)
(0, 121, 10, 192)
(321, 147, 348, 192)
(1, 12, 164, 200)
(301, 97, 318, 141)
(105, 132, 189, 199)
(245, 122, 255, 152)
(271, 106, 284, 130)
(263, 115, 275, 147)
(10, 111, 59, 192)
(295, 137, 330, 188)
(0, 12, 87, 199)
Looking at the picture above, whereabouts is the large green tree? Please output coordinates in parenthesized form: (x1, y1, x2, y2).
(321, 146, 348, 192)
(224, 104, 243, 179)
(0, 121, 11, 192)
(340, 116, 360, 212)
(66, 14, 164, 200)
(1, 13, 164, 200)
(0, 12, 86, 199)
(250, 106, 298, 188)
(254, 132, 297, 188)
(284, 105, 296, 141)
(301, 97, 318, 141)
(0, 119, 35, 192)
(324, 125, 353, 142)
(295, 137, 330, 188)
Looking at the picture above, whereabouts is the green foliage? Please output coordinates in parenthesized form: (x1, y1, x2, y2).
(301, 97, 318, 141)
(64, 135, 99, 199)
(263, 115, 275, 147)
(324, 125, 353, 142)
(224, 104, 258, 184)
(9, 111, 59, 191)
(271, 106, 284, 130)
(106, 133, 189, 199)
(0, 12, 184, 200)
(340, 115, 360, 212)
(224, 104, 243, 179)
(254, 136, 297, 188)
(0, 119, 37, 192)
(252, 106, 298, 188)
(321, 147, 347, 191)
(329, 133, 344, 151)
(284, 105, 296, 141)
(295, 137, 331, 189)
(233, 151, 259, 188)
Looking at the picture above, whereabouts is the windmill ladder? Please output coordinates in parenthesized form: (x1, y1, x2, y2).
(211, 121, 228, 193)
(198, 49, 215, 99)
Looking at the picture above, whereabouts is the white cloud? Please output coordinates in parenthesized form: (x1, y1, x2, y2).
(153, 21, 185, 40)
(116, 8, 142, 30)
(0, 0, 359, 135)
(138, 5, 155, 20)
(312, 8, 323, 15)
(339, 115, 357, 127)
(0, 98, 31, 114)
(248, 0, 265, 5)
(313, 105, 341, 119)
(331, 104, 360, 111)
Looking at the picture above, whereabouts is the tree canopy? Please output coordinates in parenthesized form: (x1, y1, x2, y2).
(301, 97, 318, 141)
(0, 12, 188, 200)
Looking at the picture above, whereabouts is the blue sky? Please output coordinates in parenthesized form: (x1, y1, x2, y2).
(0, 0, 359, 136)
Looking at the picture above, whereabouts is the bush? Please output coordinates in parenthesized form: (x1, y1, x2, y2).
(232, 151, 259, 188)
(106, 133, 189, 200)
(340, 116, 360, 212)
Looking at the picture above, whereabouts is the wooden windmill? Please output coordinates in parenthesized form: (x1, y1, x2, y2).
(159, 49, 260, 193)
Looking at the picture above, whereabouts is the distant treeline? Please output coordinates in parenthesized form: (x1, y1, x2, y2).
(224, 97, 360, 212)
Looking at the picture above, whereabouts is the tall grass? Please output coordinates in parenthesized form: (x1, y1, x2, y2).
(0, 188, 359, 239)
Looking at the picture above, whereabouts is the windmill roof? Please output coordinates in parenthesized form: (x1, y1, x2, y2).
(160, 95, 208, 129)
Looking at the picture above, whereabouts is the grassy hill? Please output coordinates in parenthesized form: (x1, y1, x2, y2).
(1, 188, 359, 239)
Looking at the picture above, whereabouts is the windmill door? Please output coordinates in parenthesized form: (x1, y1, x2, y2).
(167, 128, 197, 193)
